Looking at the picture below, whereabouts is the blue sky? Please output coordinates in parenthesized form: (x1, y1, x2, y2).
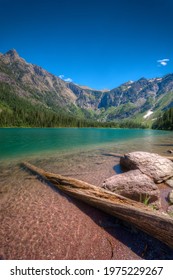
(1, 0, 173, 90)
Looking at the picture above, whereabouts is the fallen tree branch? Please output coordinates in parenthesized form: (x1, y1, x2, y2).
(22, 161, 173, 248)
(165, 156, 173, 162)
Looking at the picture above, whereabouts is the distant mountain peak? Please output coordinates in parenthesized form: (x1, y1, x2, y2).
(3, 49, 27, 64)
(0, 49, 173, 124)
(121, 80, 134, 87)
(5, 49, 19, 58)
(138, 77, 147, 81)
(78, 84, 109, 92)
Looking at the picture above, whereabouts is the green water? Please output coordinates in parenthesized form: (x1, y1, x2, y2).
(0, 128, 173, 162)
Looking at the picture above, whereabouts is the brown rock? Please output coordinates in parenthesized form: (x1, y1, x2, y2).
(167, 150, 173, 154)
(102, 169, 160, 207)
(167, 205, 173, 216)
(168, 190, 173, 204)
(120, 151, 173, 183)
(166, 178, 173, 188)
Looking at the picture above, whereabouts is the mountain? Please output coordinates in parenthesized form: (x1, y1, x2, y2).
(0, 50, 77, 110)
(93, 75, 173, 123)
(0, 49, 173, 126)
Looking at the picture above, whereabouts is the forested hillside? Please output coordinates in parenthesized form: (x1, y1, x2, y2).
(0, 83, 147, 128)
(152, 108, 173, 130)
(1, 49, 173, 128)
(0, 83, 94, 127)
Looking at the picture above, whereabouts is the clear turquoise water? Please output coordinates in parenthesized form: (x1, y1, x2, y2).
(0, 128, 173, 162)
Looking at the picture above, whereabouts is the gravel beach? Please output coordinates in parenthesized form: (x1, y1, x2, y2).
(0, 149, 173, 260)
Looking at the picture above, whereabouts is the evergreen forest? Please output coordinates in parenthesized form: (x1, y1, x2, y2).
(152, 107, 173, 130)
(0, 83, 147, 129)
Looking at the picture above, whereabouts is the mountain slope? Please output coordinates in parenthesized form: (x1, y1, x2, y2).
(0, 49, 173, 125)
(0, 50, 79, 112)
(98, 76, 173, 121)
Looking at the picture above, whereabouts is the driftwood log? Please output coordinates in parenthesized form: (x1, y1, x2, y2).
(22, 162, 173, 249)
(166, 156, 173, 162)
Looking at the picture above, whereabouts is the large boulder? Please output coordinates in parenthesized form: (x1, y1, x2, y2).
(102, 169, 160, 207)
(120, 151, 173, 183)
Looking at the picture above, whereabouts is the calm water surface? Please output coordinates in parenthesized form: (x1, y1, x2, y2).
(0, 128, 173, 163)
(1, 128, 173, 261)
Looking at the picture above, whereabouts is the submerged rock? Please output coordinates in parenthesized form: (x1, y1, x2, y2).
(167, 205, 173, 216)
(167, 150, 173, 154)
(102, 169, 160, 207)
(168, 190, 173, 204)
(120, 151, 173, 183)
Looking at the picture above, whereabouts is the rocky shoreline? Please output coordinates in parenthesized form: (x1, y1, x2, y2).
(0, 150, 173, 260)
(103, 151, 173, 216)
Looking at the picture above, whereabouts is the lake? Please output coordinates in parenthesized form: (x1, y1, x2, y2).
(0, 128, 173, 163)
(1, 128, 173, 260)
(0, 127, 173, 185)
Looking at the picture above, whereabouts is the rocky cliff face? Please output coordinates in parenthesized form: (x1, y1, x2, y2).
(0, 49, 173, 121)
(0, 49, 78, 111)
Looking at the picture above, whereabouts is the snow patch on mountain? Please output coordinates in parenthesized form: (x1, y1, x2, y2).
(143, 110, 153, 119)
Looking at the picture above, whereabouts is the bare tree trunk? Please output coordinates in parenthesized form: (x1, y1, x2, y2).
(165, 156, 173, 162)
(22, 162, 173, 248)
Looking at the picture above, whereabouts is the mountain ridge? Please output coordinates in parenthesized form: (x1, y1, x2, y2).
(0, 49, 173, 124)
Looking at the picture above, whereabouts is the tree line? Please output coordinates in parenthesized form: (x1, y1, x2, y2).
(152, 107, 173, 130)
(0, 83, 147, 128)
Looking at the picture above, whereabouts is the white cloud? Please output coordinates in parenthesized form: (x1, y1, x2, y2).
(59, 74, 64, 79)
(157, 58, 170, 66)
(64, 78, 73, 82)
(59, 74, 73, 82)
